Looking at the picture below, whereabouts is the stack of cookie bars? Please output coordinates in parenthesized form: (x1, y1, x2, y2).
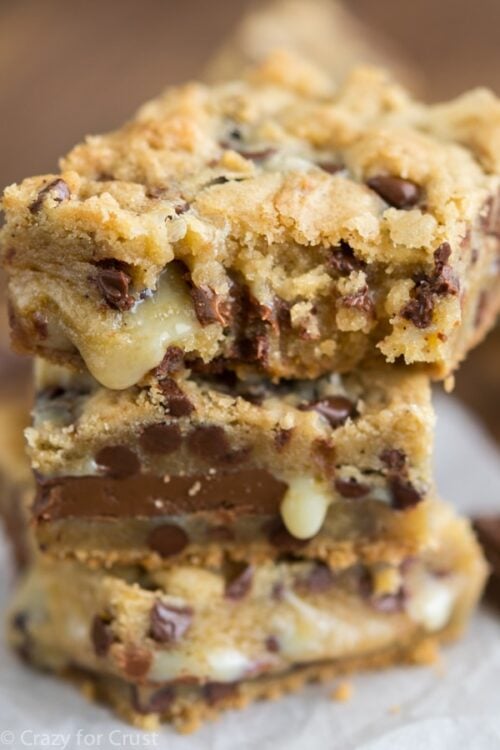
(1, 52, 498, 731)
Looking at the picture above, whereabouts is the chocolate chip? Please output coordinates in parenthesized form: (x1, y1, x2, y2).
(91, 615, 114, 657)
(95, 445, 140, 478)
(265, 635, 280, 653)
(95, 260, 134, 312)
(32, 311, 48, 339)
(274, 428, 293, 451)
(225, 564, 254, 600)
(303, 396, 356, 428)
(139, 423, 182, 454)
(328, 242, 365, 276)
(147, 524, 189, 558)
(401, 283, 434, 328)
(123, 647, 152, 679)
(155, 346, 185, 377)
(208, 175, 231, 186)
(334, 477, 370, 499)
(174, 202, 190, 215)
(389, 477, 423, 510)
(367, 175, 421, 209)
(203, 682, 238, 705)
(317, 161, 344, 174)
(157, 378, 194, 417)
(340, 287, 374, 316)
(189, 284, 229, 327)
(29, 178, 70, 214)
(433, 242, 452, 269)
(380, 449, 406, 471)
(237, 147, 276, 161)
(186, 425, 247, 464)
(133, 686, 176, 715)
(267, 518, 308, 551)
(149, 601, 193, 643)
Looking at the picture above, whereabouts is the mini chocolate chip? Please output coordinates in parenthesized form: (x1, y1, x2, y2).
(123, 646, 152, 679)
(149, 601, 193, 643)
(174, 202, 190, 215)
(317, 161, 343, 174)
(29, 178, 70, 214)
(367, 175, 421, 209)
(91, 615, 114, 657)
(401, 283, 434, 328)
(189, 285, 229, 327)
(95, 445, 140, 478)
(208, 175, 231, 186)
(144, 686, 175, 714)
(237, 147, 276, 161)
(265, 635, 280, 653)
(380, 449, 406, 471)
(433, 242, 452, 270)
(389, 477, 422, 510)
(340, 287, 375, 316)
(148, 524, 189, 558)
(155, 346, 185, 377)
(274, 428, 293, 451)
(157, 378, 194, 417)
(186, 425, 233, 463)
(328, 242, 365, 276)
(139, 423, 182, 454)
(32, 311, 48, 339)
(95, 261, 134, 312)
(334, 477, 370, 499)
(303, 396, 356, 428)
(432, 265, 460, 296)
(225, 564, 254, 600)
(203, 682, 238, 705)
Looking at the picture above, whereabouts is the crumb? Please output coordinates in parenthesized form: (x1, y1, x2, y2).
(330, 681, 353, 702)
(388, 704, 401, 715)
(444, 374, 455, 393)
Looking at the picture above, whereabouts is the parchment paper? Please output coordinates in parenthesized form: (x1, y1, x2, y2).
(0, 393, 499, 749)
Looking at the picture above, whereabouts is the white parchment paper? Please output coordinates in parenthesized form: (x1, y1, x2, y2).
(0, 393, 499, 749)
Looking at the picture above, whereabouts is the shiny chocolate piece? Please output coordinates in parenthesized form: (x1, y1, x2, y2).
(29, 178, 70, 214)
(147, 525, 190, 558)
(139, 423, 182, 454)
(367, 175, 421, 209)
(149, 602, 193, 643)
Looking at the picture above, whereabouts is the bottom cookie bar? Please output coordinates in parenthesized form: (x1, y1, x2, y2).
(8, 500, 486, 732)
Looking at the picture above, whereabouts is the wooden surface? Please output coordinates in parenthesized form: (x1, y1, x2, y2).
(0, 0, 499, 439)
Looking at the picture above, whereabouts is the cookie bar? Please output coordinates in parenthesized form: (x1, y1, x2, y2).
(8, 500, 486, 732)
(2, 54, 500, 388)
(205, 0, 421, 91)
(27, 361, 434, 567)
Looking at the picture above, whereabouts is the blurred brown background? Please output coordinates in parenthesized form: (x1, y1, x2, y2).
(0, 0, 499, 439)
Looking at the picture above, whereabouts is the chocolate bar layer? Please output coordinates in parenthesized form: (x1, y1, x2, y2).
(27, 362, 434, 567)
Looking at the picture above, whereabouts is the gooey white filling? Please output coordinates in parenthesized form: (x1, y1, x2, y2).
(78, 267, 212, 390)
(280, 476, 330, 539)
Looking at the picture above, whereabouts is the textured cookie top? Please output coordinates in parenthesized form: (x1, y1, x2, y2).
(2, 52, 500, 387)
(5, 53, 500, 280)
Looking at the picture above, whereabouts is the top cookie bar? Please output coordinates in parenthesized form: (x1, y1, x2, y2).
(2, 53, 500, 388)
